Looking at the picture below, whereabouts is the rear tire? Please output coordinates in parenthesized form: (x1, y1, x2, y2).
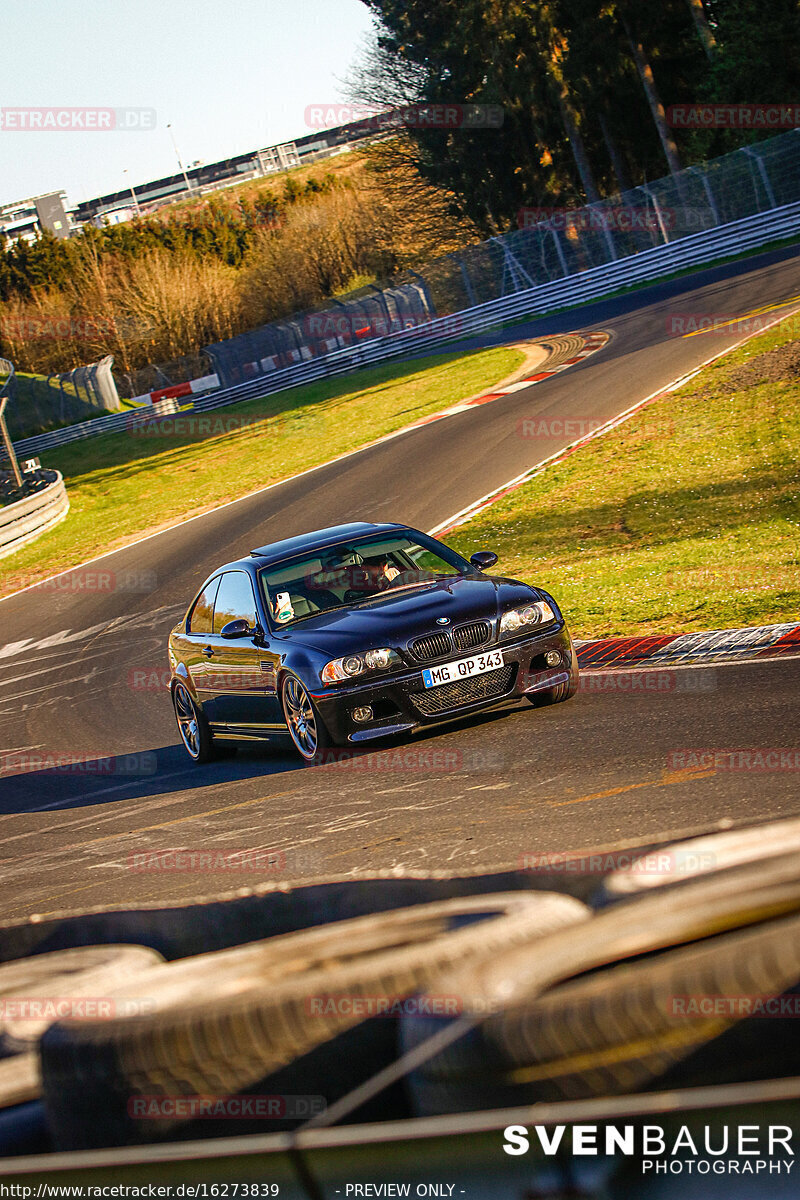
(402, 910, 800, 1117)
(172, 682, 217, 763)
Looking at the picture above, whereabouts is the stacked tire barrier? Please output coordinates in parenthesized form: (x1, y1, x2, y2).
(0, 471, 69, 560)
(1, 820, 800, 1169)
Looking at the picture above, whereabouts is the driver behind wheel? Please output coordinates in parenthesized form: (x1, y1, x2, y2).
(344, 555, 401, 596)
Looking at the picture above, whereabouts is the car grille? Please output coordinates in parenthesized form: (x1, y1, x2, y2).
(453, 620, 492, 651)
(410, 665, 515, 716)
(409, 631, 452, 662)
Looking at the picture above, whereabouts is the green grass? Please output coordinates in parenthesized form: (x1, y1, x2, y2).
(0, 346, 523, 594)
(448, 324, 800, 637)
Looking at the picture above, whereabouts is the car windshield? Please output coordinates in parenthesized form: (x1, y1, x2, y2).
(259, 533, 469, 627)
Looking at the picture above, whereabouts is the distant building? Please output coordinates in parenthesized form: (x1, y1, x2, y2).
(1, 116, 391, 240)
(0, 192, 72, 244)
(76, 118, 386, 226)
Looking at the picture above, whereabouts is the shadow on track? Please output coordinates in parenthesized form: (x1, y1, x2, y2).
(0, 702, 535, 816)
(0, 742, 307, 815)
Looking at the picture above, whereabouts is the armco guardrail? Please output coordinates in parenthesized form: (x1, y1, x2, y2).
(11, 196, 800, 458)
(0, 472, 70, 559)
(12, 398, 181, 458)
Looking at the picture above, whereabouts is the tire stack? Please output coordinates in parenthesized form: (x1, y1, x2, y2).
(0, 945, 163, 1156)
(402, 842, 800, 1116)
(37, 892, 588, 1149)
(0, 818, 798, 1168)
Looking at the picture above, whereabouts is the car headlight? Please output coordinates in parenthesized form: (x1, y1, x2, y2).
(320, 647, 399, 684)
(499, 600, 555, 637)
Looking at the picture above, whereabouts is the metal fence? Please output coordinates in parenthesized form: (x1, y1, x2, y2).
(202, 128, 800, 386)
(12, 194, 800, 460)
(416, 127, 800, 313)
(8, 129, 800, 458)
(206, 279, 435, 389)
(5, 356, 121, 441)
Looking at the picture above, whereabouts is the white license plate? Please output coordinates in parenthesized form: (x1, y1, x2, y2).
(422, 649, 505, 689)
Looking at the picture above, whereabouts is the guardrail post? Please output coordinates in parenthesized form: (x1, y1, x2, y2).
(547, 224, 569, 275)
(688, 165, 721, 228)
(458, 257, 479, 308)
(639, 185, 671, 243)
(491, 238, 536, 295)
(0, 400, 23, 488)
(586, 204, 619, 261)
(742, 146, 777, 210)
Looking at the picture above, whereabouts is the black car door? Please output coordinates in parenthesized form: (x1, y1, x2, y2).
(204, 570, 284, 730)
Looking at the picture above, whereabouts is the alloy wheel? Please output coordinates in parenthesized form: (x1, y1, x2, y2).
(173, 683, 201, 759)
(282, 676, 319, 760)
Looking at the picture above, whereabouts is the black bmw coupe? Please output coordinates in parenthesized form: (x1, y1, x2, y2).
(167, 522, 578, 763)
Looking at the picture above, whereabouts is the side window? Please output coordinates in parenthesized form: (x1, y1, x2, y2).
(187, 577, 221, 636)
(213, 571, 258, 635)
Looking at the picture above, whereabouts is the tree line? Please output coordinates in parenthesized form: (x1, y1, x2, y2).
(0, 158, 474, 393)
(356, 0, 800, 230)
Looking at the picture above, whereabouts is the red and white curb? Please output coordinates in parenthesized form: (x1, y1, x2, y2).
(576, 622, 800, 670)
(398, 331, 610, 434)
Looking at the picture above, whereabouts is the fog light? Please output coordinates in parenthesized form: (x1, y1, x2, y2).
(352, 706, 373, 723)
(545, 650, 562, 667)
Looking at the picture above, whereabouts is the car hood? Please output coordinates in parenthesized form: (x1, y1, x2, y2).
(272, 575, 550, 656)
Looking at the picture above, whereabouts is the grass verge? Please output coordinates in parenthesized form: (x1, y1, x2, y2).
(447, 322, 800, 637)
(0, 346, 523, 595)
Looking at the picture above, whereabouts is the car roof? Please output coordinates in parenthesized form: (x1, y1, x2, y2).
(249, 522, 409, 567)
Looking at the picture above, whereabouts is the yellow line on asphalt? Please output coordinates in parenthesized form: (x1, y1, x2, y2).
(547, 767, 716, 807)
(682, 294, 800, 337)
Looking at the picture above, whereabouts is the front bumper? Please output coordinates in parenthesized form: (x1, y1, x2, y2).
(311, 622, 576, 744)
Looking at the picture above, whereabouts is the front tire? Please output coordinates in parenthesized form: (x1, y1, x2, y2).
(172, 681, 216, 763)
(526, 643, 579, 707)
(281, 674, 331, 763)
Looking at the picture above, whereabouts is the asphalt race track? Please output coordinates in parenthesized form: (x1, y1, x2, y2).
(1, 245, 798, 920)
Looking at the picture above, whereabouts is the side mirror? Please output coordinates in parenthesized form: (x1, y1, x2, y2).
(220, 618, 253, 640)
(470, 550, 498, 571)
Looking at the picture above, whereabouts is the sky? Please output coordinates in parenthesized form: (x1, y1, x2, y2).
(0, 0, 376, 208)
